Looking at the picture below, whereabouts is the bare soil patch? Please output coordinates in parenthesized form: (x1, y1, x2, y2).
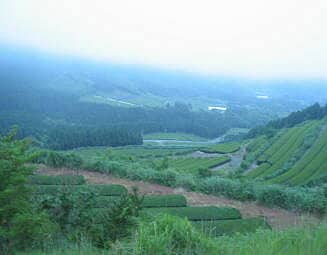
(37, 166, 319, 230)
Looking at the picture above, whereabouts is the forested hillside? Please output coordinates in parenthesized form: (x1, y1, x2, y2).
(0, 82, 266, 148)
(247, 103, 327, 138)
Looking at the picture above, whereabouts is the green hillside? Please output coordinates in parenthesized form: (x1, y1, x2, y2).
(244, 119, 327, 186)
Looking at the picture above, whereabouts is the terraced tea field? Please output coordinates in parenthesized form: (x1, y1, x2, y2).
(245, 120, 327, 185)
(271, 127, 327, 185)
(200, 142, 241, 154)
(160, 156, 230, 174)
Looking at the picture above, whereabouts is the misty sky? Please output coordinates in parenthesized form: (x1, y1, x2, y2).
(0, 0, 327, 79)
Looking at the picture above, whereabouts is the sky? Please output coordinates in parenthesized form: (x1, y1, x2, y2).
(0, 0, 327, 79)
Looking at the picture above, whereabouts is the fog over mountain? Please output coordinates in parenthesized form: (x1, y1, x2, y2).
(1, 0, 327, 78)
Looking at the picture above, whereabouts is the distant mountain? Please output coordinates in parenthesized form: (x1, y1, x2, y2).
(1, 44, 327, 113)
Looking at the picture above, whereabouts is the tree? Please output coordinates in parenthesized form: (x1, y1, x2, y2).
(0, 129, 55, 253)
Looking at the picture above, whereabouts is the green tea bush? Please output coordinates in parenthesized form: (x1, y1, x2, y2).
(142, 206, 241, 221)
(90, 193, 185, 209)
(142, 195, 187, 208)
(86, 184, 127, 196)
(29, 175, 86, 185)
(193, 217, 271, 236)
(32, 184, 127, 196)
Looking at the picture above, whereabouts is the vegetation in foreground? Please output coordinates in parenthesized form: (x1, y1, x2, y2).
(18, 216, 327, 255)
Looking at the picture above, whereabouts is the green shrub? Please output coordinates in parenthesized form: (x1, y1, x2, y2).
(142, 206, 241, 221)
(198, 177, 256, 201)
(175, 173, 197, 190)
(198, 167, 212, 178)
(34, 188, 97, 234)
(10, 211, 58, 251)
(88, 191, 143, 248)
(131, 214, 216, 255)
(29, 175, 86, 185)
(151, 169, 178, 186)
(256, 185, 289, 208)
(37, 151, 84, 169)
(193, 217, 271, 236)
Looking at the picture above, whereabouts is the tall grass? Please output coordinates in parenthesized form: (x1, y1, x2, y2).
(19, 219, 327, 255)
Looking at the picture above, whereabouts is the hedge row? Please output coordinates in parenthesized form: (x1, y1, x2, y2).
(193, 217, 271, 236)
(141, 206, 241, 221)
(91, 194, 188, 208)
(32, 184, 127, 196)
(29, 175, 86, 185)
(198, 177, 327, 214)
